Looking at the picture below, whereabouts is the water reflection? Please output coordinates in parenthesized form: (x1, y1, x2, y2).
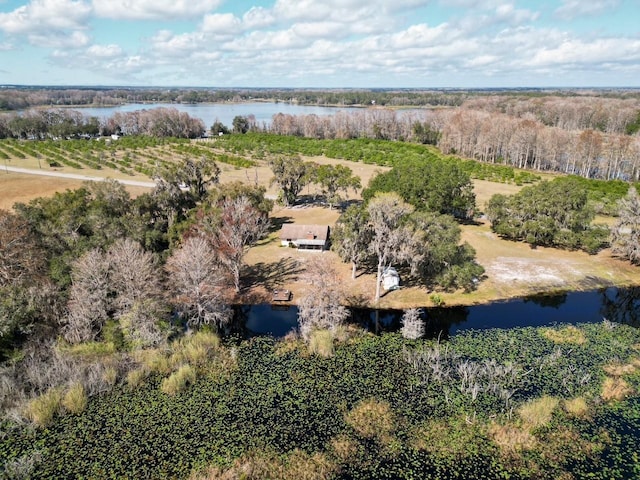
(230, 287, 640, 339)
(601, 287, 640, 327)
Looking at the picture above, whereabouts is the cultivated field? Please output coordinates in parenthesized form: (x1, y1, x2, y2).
(2, 139, 639, 308)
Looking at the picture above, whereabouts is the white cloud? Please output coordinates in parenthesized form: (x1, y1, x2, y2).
(92, 0, 223, 20)
(494, 3, 538, 25)
(0, 0, 91, 34)
(554, 0, 620, 20)
(28, 29, 90, 48)
(242, 7, 276, 29)
(51, 46, 153, 79)
(86, 44, 123, 58)
(291, 21, 347, 39)
(201, 13, 242, 34)
(150, 30, 207, 58)
(528, 38, 640, 67)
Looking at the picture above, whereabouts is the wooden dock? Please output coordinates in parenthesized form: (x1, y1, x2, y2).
(272, 289, 292, 302)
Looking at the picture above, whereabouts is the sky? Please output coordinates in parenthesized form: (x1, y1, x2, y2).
(0, 0, 639, 88)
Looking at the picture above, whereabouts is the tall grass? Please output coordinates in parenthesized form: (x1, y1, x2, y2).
(25, 388, 63, 427)
(308, 330, 334, 358)
(541, 326, 586, 345)
(161, 365, 196, 396)
(518, 396, 559, 429)
(601, 377, 633, 402)
(62, 383, 87, 414)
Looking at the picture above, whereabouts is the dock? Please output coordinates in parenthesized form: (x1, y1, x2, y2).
(272, 289, 292, 302)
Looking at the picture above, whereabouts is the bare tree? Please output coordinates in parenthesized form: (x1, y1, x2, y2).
(63, 249, 111, 343)
(298, 256, 350, 340)
(63, 239, 167, 346)
(165, 237, 231, 330)
(107, 238, 166, 346)
(210, 196, 270, 293)
(401, 308, 425, 340)
(611, 186, 640, 265)
(367, 192, 415, 303)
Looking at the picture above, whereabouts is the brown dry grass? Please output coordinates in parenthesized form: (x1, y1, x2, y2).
(603, 361, 639, 377)
(563, 397, 590, 418)
(345, 398, 395, 442)
(541, 326, 587, 345)
(489, 422, 536, 453)
(517, 396, 559, 429)
(0, 172, 151, 210)
(601, 376, 633, 402)
(189, 450, 336, 480)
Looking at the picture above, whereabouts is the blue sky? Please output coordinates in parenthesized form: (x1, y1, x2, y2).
(0, 0, 639, 87)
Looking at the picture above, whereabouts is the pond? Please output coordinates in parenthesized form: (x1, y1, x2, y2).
(231, 286, 640, 339)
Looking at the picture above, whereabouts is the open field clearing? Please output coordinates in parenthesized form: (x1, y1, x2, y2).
(242, 205, 640, 309)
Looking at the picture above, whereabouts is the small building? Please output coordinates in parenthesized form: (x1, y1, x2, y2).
(382, 266, 400, 291)
(279, 224, 330, 251)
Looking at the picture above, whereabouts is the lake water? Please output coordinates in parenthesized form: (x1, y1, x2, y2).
(75, 102, 362, 129)
(232, 286, 640, 338)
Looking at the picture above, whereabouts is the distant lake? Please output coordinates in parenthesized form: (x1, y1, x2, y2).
(74, 102, 364, 128)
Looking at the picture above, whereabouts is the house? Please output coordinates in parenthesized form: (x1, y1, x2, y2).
(279, 224, 330, 251)
(382, 266, 400, 291)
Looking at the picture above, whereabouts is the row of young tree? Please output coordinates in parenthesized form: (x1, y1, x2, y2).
(0, 107, 205, 140)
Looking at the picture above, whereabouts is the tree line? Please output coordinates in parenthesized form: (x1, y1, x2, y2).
(0, 107, 205, 139)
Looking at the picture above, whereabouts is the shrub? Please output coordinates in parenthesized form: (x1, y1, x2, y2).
(62, 383, 87, 414)
(161, 364, 196, 396)
(430, 294, 444, 306)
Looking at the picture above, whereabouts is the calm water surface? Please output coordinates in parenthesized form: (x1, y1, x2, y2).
(232, 287, 640, 339)
(76, 102, 363, 128)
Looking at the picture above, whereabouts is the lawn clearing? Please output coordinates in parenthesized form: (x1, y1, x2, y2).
(242, 206, 640, 309)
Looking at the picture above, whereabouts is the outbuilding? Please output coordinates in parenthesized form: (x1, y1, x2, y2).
(279, 224, 330, 251)
(382, 266, 400, 291)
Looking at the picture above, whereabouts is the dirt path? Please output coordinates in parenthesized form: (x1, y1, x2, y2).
(1, 166, 157, 188)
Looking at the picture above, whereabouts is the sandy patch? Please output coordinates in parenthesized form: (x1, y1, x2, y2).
(487, 257, 581, 285)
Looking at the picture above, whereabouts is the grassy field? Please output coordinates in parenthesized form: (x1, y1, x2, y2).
(2, 138, 639, 308)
